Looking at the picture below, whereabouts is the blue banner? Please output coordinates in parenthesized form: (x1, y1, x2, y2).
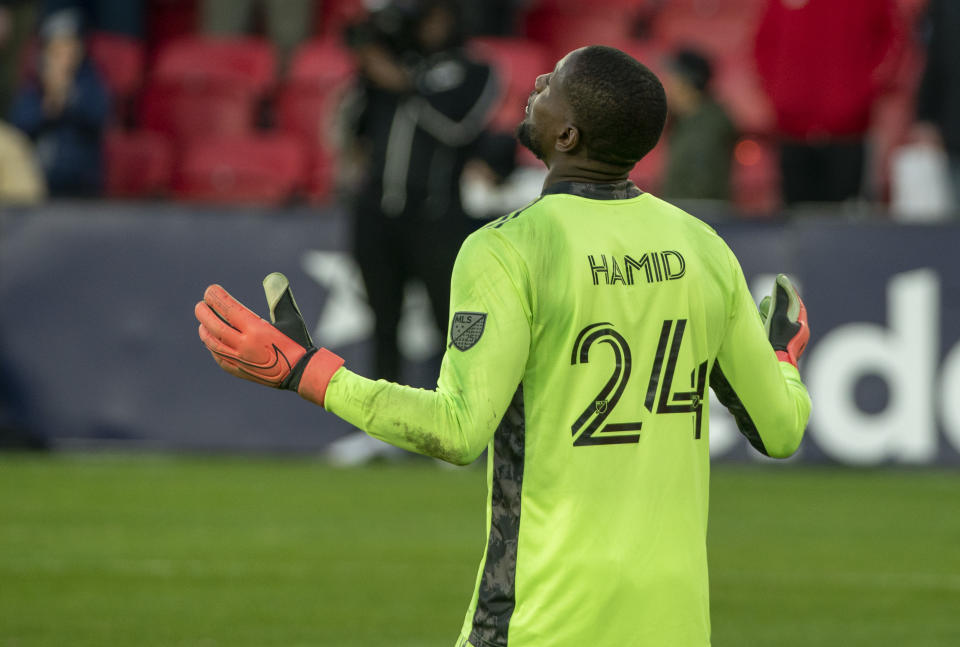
(2, 204, 958, 464)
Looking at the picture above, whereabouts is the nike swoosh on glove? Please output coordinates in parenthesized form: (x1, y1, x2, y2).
(195, 273, 344, 406)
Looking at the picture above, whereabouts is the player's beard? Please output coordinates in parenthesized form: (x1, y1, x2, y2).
(516, 119, 545, 161)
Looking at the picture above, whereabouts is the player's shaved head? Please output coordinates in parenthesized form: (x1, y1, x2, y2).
(517, 45, 667, 181)
(562, 45, 667, 166)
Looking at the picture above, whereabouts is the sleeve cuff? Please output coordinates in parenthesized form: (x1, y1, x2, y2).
(297, 348, 345, 407)
(775, 350, 797, 368)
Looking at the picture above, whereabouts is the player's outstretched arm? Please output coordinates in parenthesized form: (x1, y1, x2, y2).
(322, 229, 531, 464)
(195, 230, 530, 466)
(195, 273, 344, 405)
(711, 261, 811, 458)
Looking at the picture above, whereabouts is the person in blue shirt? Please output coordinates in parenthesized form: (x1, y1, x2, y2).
(9, 8, 109, 197)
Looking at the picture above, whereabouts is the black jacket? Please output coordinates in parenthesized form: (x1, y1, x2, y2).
(350, 48, 500, 222)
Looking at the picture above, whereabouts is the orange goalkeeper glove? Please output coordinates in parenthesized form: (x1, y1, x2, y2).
(195, 273, 344, 407)
(758, 273, 809, 369)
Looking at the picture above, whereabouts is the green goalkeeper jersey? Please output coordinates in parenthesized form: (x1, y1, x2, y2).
(324, 180, 811, 647)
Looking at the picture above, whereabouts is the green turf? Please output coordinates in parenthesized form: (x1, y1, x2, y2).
(0, 455, 957, 646)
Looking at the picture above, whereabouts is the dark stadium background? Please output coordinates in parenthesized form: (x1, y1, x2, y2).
(1, 1, 958, 646)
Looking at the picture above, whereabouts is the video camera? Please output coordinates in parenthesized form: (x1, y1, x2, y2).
(343, 0, 427, 57)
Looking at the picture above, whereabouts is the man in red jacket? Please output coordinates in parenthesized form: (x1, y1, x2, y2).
(755, 0, 904, 205)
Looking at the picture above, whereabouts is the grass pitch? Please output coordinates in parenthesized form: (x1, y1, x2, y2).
(0, 454, 957, 646)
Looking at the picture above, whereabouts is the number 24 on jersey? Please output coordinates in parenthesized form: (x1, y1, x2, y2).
(570, 320, 707, 447)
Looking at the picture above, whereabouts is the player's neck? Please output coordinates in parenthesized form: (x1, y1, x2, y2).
(542, 157, 632, 189)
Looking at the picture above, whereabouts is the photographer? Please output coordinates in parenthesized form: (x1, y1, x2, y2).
(342, 0, 501, 385)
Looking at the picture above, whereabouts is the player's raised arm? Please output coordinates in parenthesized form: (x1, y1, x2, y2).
(710, 251, 811, 458)
(323, 228, 530, 464)
(195, 227, 531, 465)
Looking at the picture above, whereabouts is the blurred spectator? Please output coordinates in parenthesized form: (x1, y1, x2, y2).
(8, 8, 109, 197)
(755, 0, 903, 205)
(661, 48, 736, 202)
(0, 0, 37, 116)
(915, 0, 960, 211)
(201, 0, 313, 68)
(341, 0, 499, 383)
(0, 120, 46, 202)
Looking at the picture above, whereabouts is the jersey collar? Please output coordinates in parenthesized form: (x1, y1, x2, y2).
(541, 180, 643, 200)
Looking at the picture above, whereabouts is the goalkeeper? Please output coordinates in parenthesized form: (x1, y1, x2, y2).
(195, 45, 810, 647)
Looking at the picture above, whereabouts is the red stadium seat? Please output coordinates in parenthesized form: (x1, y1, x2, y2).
(104, 129, 173, 198)
(523, 11, 634, 61)
(173, 134, 307, 204)
(275, 80, 349, 195)
(275, 84, 345, 144)
(275, 83, 347, 202)
(286, 37, 355, 89)
(651, 0, 766, 18)
(276, 38, 356, 203)
(315, 0, 366, 37)
(468, 37, 551, 133)
(278, 37, 354, 139)
(648, 0, 766, 61)
(651, 13, 757, 61)
(611, 38, 669, 78)
(152, 36, 277, 97)
(87, 32, 145, 105)
(139, 82, 256, 142)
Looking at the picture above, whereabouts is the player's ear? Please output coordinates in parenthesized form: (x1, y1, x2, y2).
(555, 124, 580, 154)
